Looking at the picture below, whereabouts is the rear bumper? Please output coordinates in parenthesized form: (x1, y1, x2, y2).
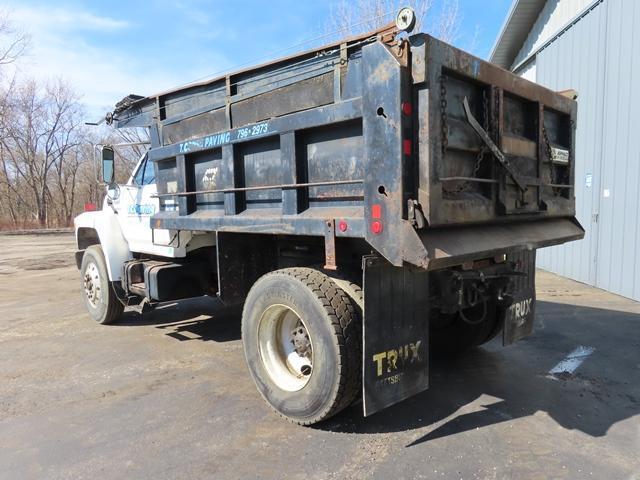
(418, 217, 585, 271)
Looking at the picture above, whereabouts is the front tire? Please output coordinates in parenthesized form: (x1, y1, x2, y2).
(80, 245, 124, 325)
(241, 268, 361, 425)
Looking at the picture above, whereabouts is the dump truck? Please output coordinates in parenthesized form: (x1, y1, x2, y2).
(74, 8, 584, 424)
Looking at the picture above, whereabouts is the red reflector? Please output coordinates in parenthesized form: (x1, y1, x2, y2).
(371, 221, 383, 235)
(371, 204, 382, 219)
(338, 220, 348, 232)
(402, 102, 412, 116)
(403, 139, 412, 155)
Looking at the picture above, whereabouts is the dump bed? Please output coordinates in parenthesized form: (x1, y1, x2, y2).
(113, 28, 583, 270)
(413, 36, 577, 225)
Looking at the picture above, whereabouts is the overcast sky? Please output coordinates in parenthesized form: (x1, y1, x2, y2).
(3, 0, 512, 118)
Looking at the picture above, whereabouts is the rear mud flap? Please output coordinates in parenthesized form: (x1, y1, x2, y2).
(501, 288, 536, 345)
(501, 250, 537, 346)
(362, 256, 429, 416)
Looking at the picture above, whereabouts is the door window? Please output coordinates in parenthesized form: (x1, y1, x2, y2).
(132, 154, 155, 186)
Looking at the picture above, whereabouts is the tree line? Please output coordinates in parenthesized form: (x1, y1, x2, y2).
(0, 11, 141, 230)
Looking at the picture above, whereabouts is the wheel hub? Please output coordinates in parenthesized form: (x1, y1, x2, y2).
(290, 322, 311, 358)
(83, 262, 101, 308)
(257, 304, 314, 392)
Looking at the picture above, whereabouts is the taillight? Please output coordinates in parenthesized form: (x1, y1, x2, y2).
(371, 204, 383, 235)
(403, 139, 412, 155)
(371, 221, 383, 235)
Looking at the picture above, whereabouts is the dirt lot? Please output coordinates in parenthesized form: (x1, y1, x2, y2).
(0, 233, 638, 480)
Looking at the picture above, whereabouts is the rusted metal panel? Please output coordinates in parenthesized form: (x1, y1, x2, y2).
(298, 120, 364, 209)
(503, 135, 537, 158)
(323, 219, 337, 270)
(361, 40, 406, 266)
(162, 108, 226, 145)
(162, 79, 227, 120)
(231, 73, 334, 127)
(190, 149, 224, 211)
(361, 40, 428, 267)
(112, 24, 396, 130)
(236, 136, 283, 211)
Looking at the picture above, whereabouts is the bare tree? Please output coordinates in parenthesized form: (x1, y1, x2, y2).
(0, 142, 20, 225)
(0, 79, 83, 226)
(0, 11, 99, 229)
(0, 10, 31, 228)
(433, 0, 460, 44)
(113, 126, 151, 179)
(325, 0, 461, 44)
(50, 134, 89, 225)
(0, 9, 29, 69)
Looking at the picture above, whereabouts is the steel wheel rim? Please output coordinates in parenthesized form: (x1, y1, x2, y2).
(83, 262, 102, 308)
(257, 304, 314, 392)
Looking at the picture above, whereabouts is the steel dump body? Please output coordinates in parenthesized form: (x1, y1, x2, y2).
(114, 32, 583, 270)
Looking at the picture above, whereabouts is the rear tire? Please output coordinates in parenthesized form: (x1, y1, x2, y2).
(80, 245, 124, 325)
(431, 301, 501, 355)
(241, 268, 361, 425)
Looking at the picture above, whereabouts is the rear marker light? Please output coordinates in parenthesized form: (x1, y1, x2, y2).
(372, 204, 382, 219)
(371, 221, 383, 235)
(403, 139, 412, 155)
(338, 220, 348, 232)
(402, 102, 412, 116)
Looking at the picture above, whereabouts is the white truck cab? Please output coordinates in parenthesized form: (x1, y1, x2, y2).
(74, 145, 214, 323)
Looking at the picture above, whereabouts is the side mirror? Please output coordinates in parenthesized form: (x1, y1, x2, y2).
(101, 146, 115, 184)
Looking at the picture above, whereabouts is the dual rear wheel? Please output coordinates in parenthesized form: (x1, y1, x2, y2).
(430, 301, 502, 355)
(240, 267, 501, 423)
(241, 268, 362, 425)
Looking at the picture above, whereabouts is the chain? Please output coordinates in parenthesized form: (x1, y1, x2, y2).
(472, 147, 486, 179)
(542, 125, 554, 164)
(482, 89, 489, 132)
(492, 87, 500, 139)
(444, 90, 489, 194)
(440, 75, 448, 154)
(542, 123, 554, 195)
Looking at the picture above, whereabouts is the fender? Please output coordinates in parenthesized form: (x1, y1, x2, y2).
(74, 203, 132, 281)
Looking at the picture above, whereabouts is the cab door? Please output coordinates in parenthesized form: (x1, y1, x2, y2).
(112, 153, 163, 254)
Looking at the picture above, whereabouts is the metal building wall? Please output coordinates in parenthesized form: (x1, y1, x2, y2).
(595, 0, 640, 301)
(512, 0, 601, 68)
(534, 1, 606, 287)
(518, 59, 537, 82)
(533, 0, 640, 301)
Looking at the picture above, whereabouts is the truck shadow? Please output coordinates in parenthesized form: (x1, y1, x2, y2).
(320, 300, 640, 446)
(116, 296, 242, 343)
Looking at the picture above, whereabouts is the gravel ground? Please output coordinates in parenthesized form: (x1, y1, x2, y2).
(0, 233, 638, 480)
